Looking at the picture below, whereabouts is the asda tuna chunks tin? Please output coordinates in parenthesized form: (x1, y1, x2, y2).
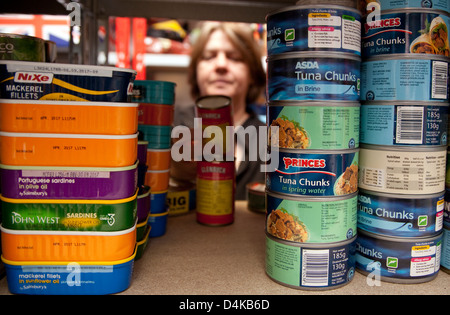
(266, 148, 359, 197)
(362, 9, 450, 58)
(266, 5, 361, 56)
(267, 52, 361, 101)
(357, 189, 444, 238)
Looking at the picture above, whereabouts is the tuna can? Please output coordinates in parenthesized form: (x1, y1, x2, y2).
(265, 232, 356, 290)
(356, 229, 442, 283)
(266, 148, 359, 197)
(0, 33, 46, 62)
(441, 225, 450, 274)
(361, 55, 449, 102)
(196, 160, 235, 226)
(360, 101, 449, 146)
(267, 52, 361, 102)
(444, 188, 450, 226)
(266, 190, 357, 243)
(268, 101, 360, 150)
(246, 182, 266, 213)
(358, 189, 444, 237)
(359, 144, 447, 194)
(266, 5, 361, 56)
(358, 0, 450, 14)
(362, 8, 450, 58)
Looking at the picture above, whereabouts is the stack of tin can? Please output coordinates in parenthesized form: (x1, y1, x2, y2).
(264, 3, 362, 290)
(132, 80, 176, 237)
(357, 1, 450, 283)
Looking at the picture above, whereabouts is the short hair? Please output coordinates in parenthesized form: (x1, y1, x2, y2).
(188, 22, 266, 106)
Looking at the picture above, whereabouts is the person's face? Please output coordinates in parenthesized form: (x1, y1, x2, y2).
(196, 29, 251, 103)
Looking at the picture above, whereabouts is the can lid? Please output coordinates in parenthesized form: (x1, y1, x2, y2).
(196, 95, 232, 109)
(132, 80, 176, 105)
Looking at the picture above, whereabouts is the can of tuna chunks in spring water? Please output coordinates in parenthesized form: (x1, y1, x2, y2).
(358, 144, 447, 195)
(196, 160, 235, 226)
(266, 148, 359, 197)
(265, 232, 356, 290)
(267, 101, 360, 150)
(360, 101, 449, 146)
(356, 229, 442, 283)
(266, 190, 357, 244)
(267, 52, 361, 102)
(361, 55, 449, 102)
(357, 189, 444, 238)
(266, 5, 362, 57)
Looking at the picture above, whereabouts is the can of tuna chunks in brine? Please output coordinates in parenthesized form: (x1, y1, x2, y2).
(362, 9, 450, 58)
(268, 101, 360, 150)
(0, 34, 46, 62)
(266, 5, 361, 56)
(266, 190, 357, 244)
(356, 229, 442, 283)
(266, 148, 359, 197)
(357, 189, 444, 238)
(196, 160, 235, 225)
(267, 52, 361, 101)
(265, 233, 356, 290)
(361, 55, 449, 102)
(360, 101, 449, 146)
(358, 144, 446, 195)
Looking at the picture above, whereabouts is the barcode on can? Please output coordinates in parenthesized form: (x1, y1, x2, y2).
(301, 249, 329, 286)
(431, 61, 448, 100)
(396, 106, 424, 144)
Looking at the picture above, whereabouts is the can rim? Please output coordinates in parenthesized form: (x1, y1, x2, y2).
(360, 143, 447, 152)
(277, 147, 360, 154)
(266, 189, 358, 202)
(268, 51, 362, 61)
(362, 101, 450, 106)
(266, 231, 357, 248)
(268, 100, 361, 107)
(358, 188, 445, 200)
(362, 7, 450, 18)
(266, 4, 361, 20)
(357, 228, 443, 242)
(196, 95, 232, 109)
(362, 53, 450, 63)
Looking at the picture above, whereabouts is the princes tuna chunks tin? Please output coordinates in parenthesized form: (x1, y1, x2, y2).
(267, 52, 361, 101)
(356, 229, 442, 283)
(268, 101, 360, 150)
(265, 233, 356, 290)
(357, 189, 444, 238)
(266, 148, 359, 197)
(359, 144, 446, 194)
(359, 0, 450, 14)
(361, 55, 449, 102)
(360, 101, 449, 146)
(266, 5, 361, 56)
(362, 9, 450, 58)
(266, 191, 357, 243)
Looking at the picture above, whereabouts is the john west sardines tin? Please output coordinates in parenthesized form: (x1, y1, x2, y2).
(361, 55, 449, 102)
(359, 144, 446, 195)
(0, 60, 136, 102)
(266, 233, 356, 290)
(268, 101, 359, 150)
(266, 5, 361, 56)
(356, 229, 442, 283)
(358, 189, 444, 238)
(0, 33, 46, 62)
(359, 0, 450, 14)
(267, 52, 361, 101)
(360, 101, 449, 146)
(266, 148, 359, 197)
(266, 191, 357, 243)
(362, 9, 450, 57)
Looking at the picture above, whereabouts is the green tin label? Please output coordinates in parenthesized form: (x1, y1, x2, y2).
(0, 35, 46, 62)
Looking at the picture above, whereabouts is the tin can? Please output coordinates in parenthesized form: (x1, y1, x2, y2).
(196, 160, 235, 225)
(359, 144, 447, 194)
(266, 190, 357, 243)
(361, 55, 449, 102)
(356, 229, 442, 283)
(441, 225, 450, 274)
(266, 148, 359, 197)
(268, 101, 360, 150)
(358, 0, 450, 15)
(131, 80, 176, 105)
(265, 233, 356, 290)
(247, 182, 266, 213)
(360, 101, 449, 146)
(267, 52, 361, 102)
(167, 178, 196, 216)
(362, 9, 450, 58)
(0, 33, 46, 62)
(444, 188, 450, 226)
(266, 5, 361, 56)
(358, 189, 444, 237)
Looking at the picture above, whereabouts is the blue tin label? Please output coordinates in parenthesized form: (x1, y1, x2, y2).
(267, 6, 361, 56)
(362, 10, 450, 58)
(361, 58, 449, 101)
(358, 190, 444, 237)
(266, 149, 359, 197)
(360, 103, 449, 146)
(442, 227, 450, 270)
(360, 0, 450, 13)
(356, 231, 442, 281)
(267, 53, 361, 101)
